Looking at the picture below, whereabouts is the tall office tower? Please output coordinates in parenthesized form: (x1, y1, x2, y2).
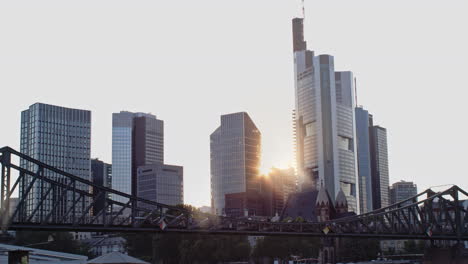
(20, 103, 91, 219)
(369, 124, 390, 209)
(91, 159, 112, 214)
(210, 112, 261, 215)
(264, 167, 297, 215)
(390, 180, 417, 205)
(355, 107, 373, 213)
(137, 164, 183, 207)
(292, 18, 359, 212)
(112, 111, 163, 202)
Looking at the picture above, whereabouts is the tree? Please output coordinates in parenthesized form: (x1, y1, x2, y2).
(252, 236, 320, 262)
(404, 240, 425, 254)
(337, 238, 379, 262)
(14, 231, 92, 257)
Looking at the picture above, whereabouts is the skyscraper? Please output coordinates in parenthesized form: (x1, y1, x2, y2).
(390, 180, 417, 205)
(137, 164, 183, 207)
(292, 18, 359, 212)
(20, 103, 91, 218)
(355, 107, 373, 213)
(355, 107, 391, 211)
(91, 159, 112, 214)
(370, 125, 390, 209)
(112, 111, 163, 202)
(263, 167, 297, 216)
(210, 112, 261, 215)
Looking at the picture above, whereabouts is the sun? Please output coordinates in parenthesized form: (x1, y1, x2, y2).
(259, 159, 295, 176)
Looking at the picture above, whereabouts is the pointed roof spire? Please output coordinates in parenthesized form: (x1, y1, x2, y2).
(335, 189, 348, 207)
(316, 184, 332, 206)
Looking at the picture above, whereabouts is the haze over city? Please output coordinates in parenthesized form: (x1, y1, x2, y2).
(1, 0, 468, 208)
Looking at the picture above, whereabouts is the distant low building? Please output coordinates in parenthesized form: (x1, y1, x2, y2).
(81, 235, 127, 257)
(225, 191, 264, 217)
(198, 206, 212, 214)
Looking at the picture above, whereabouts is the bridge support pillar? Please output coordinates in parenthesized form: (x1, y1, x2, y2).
(151, 234, 161, 264)
(318, 238, 336, 264)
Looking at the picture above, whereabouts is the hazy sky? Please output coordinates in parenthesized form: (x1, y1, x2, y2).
(1, 0, 467, 207)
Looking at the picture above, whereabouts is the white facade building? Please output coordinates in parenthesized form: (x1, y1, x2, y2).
(292, 18, 359, 212)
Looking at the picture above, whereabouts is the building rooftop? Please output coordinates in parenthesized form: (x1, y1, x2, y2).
(87, 252, 148, 264)
(0, 243, 87, 264)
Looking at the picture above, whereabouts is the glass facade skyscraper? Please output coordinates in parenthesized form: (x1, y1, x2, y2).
(355, 107, 391, 211)
(20, 103, 91, 219)
(370, 125, 390, 209)
(292, 18, 359, 212)
(137, 164, 183, 207)
(112, 111, 163, 203)
(91, 159, 112, 214)
(355, 107, 373, 213)
(390, 180, 417, 205)
(210, 112, 261, 215)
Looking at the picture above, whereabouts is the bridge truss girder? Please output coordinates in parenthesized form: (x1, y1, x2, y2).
(1, 146, 467, 240)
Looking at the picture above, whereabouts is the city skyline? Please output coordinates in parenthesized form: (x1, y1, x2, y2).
(1, 0, 468, 207)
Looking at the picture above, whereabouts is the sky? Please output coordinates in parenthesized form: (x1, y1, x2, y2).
(1, 0, 467, 207)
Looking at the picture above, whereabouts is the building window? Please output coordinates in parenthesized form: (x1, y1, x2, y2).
(338, 136, 353, 151)
(304, 122, 315, 137)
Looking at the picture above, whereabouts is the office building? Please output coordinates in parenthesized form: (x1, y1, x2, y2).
(355, 107, 373, 213)
(292, 18, 359, 212)
(370, 125, 390, 209)
(224, 168, 296, 218)
(263, 167, 297, 216)
(381, 181, 417, 253)
(210, 112, 261, 215)
(111, 111, 163, 202)
(390, 180, 417, 205)
(137, 163, 183, 207)
(355, 107, 391, 211)
(91, 159, 112, 215)
(20, 103, 91, 219)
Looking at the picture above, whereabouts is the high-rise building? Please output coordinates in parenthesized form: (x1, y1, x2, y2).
(111, 111, 163, 202)
(91, 159, 112, 214)
(390, 180, 417, 205)
(292, 18, 359, 212)
(20, 103, 91, 219)
(381, 181, 417, 253)
(355, 107, 391, 211)
(137, 164, 183, 207)
(370, 125, 390, 209)
(210, 112, 261, 215)
(263, 167, 297, 216)
(355, 107, 373, 213)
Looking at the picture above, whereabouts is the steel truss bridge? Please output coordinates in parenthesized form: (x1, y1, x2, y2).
(1, 146, 468, 241)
